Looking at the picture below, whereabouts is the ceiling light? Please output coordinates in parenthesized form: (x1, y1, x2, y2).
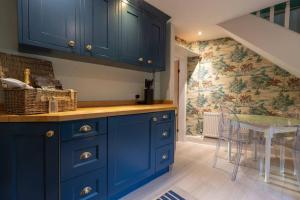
(198, 31, 202, 36)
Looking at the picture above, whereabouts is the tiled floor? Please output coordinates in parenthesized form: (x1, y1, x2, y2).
(122, 141, 300, 200)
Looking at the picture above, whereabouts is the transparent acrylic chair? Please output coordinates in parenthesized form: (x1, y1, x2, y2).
(212, 106, 251, 181)
(294, 125, 300, 188)
(274, 125, 300, 188)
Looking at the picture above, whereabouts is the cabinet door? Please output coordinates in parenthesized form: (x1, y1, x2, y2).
(19, 0, 80, 53)
(82, 0, 117, 59)
(144, 14, 166, 71)
(108, 114, 154, 199)
(119, 0, 144, 66)
(0, 123, 59, 200)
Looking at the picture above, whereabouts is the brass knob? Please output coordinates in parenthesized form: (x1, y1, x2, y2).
(162, 131, 168, 137)
(162, 154, 168, 160)
(80, 186, 93, 196)
(67, 40, 76, 48)
(162, 115, 168, 119)
(80, 152, 92, 160)
(46, 130, 55, 138)
(85, 44, 92, 51)
(79, 125, 93, 133)
(138, 57, 144, 62)
(147, 60, 153, 64)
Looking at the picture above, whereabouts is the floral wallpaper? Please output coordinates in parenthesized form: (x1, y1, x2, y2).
(176, 37, 300, 136)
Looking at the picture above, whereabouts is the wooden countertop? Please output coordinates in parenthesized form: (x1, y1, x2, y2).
(0, 104, 176, 122)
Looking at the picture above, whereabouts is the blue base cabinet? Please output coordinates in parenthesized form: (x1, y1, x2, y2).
(108, 114, 155, 199)
(0, 110, 175, 200)
(18, 0, 170, 72)
(0, 123, 60, 200)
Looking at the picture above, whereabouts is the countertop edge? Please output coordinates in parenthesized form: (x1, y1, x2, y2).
(0, 104, 177, 123)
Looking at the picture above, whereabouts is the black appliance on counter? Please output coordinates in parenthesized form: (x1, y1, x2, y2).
(144, 79, 154, 104)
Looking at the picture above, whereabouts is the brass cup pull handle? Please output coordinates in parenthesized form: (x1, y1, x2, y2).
(80, 186, 93, 196)
(162, 131, 168, 137)
(138, 57, 144, 62)
(162, 154, 168, 160)
(79, 125, 93, 133)
(153, 117, 158, 122)
(80, 152, 92, 160)
(46, 130, 55, 138)
(85, 44, 93, 51)
(162, 115, 169, 119)
(147, 60, 153, 64)
(67, 40, 76, 48)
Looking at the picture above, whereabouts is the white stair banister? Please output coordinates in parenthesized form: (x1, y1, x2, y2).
(285, 1, 290, 29)
(270, 6, 275, 23)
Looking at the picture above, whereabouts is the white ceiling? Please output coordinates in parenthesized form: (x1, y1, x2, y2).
(145, 0, 285, 42)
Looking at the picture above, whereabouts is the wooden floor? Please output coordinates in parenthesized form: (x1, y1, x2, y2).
(123, 141, 300, 200)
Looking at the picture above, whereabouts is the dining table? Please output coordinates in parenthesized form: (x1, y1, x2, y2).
(229, 114, 300, 183)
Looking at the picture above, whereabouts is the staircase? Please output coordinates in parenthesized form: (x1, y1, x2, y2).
(253, 0, 300, 33)
(218, 0, 300, 78)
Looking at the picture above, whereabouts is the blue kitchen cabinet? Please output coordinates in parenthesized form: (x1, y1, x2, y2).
(81, 0, 118, 60)
(19, 0, 80, 53)
(0, 123, 59, 200)
(118, 0, 168, 71)
(143, 13, 166, 71)
(118, 0, 144, 66)
(61, 169, 107, 200)
(0, 111, 175, 200)
(18, 0, 170, 71)
(108, 113, 155, 199)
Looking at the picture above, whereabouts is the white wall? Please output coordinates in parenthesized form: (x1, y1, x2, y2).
(0, 0, 161, 102)
(160, 22, 175, 101)
(219, 14, 300, 78)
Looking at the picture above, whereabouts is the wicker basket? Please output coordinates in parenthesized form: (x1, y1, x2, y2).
(4, 88, 77, 115)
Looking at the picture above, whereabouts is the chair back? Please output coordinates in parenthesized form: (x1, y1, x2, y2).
(294, 125, 300, 151)
(218, 106, 241, 140)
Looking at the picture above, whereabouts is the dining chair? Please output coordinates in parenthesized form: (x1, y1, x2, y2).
(212, 106, 251, 181)
(274, 125, 300, 188)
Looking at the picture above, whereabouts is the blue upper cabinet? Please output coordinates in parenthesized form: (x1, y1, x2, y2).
(144, 13, 166, 71)
(81, 0, 118, 59)
(19, 0, 80, 53)
(18, 0, 170, 71)
(118, 0, 144, 66)
(118, 0, 168, 71)
(108, 113, 155, 199)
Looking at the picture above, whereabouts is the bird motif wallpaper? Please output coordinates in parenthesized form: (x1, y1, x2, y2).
(176, 37, 300, 136)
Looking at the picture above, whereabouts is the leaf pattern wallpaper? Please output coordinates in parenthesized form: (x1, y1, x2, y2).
(176, 37, 300, 136)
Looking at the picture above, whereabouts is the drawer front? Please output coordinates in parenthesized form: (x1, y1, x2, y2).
(152, 111, 175, 124)
(61, 135, 107, 181)
(61, 169, 107, 200)
(153, 122, 175, 148)
(61, 118, 107, 141)
(155, 144, 174, 172)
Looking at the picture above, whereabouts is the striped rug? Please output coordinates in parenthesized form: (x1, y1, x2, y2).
(157, 190, 186, 200)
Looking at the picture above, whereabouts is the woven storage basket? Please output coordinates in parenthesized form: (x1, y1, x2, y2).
(1, 52, 78, 115)
(4, 88, 77, 115)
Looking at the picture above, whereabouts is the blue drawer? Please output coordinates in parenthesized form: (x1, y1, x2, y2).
(61, 169, 107, 200)
(153, 122, 175, 148)
(60, 118, 107, 141)
(61, 135, 107, 181)
(152, 111, 175, 124)
(155, 144, 174, 172)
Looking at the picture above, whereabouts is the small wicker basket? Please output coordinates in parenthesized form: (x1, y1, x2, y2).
(4, 88, 77, 115)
